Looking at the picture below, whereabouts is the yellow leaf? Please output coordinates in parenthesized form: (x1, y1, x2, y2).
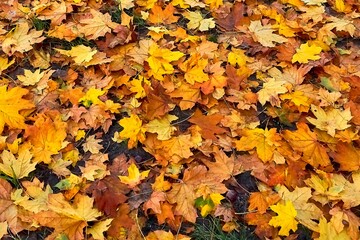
(87, 219, 113, 240)
(119, 163, 150, 187)
(0, 149, 36, 179)
(301, 0, 326, 5)
(79, 9, 118, 40)
(2, 21, 44, 55)
(79, 87, 105, 107)
(147, 44, 184, 80)
(82, 135, 103, 154)
(56, 45, 97, 65)
(34, 194, 102, 239)
(0, 57, 14, 74)
(179, 53, 209, 84)
(306, 105, 352, 137)
(278, 186, 323, 231)
(292, 42, 322, 63)
(235, 128, 281, 162)
(17, 69, 44, 86)
(183, 11, 215, 31)
(118, 114, 146, 148)
(317, 216, 351, 240)
(0, 85, 34, 134)
(129, 75, 150, 99)
(257, 78, 288, 106)
(11, 180, 52, 213)
(0, 221, 7, 239)
(248, 20, 287, 47)
(269, 201, 298, 236)
(227, 48, 251, 67)
(145, 114, 178, 140)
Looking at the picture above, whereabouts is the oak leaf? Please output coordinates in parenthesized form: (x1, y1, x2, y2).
(0, 85, 34, 134)
(269, 201, 298, 236)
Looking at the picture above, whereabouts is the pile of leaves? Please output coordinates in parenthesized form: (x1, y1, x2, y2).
(0, 0, 360, 239)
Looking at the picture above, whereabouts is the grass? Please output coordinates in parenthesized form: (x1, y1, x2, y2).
(191, 217, 258, 240)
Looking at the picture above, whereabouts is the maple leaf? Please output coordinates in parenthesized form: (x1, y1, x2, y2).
(283, 122, 330, 168)
(0, 56, 14, 74)
(183, 11, 216, 31)
(331, 142, 360, 171)
(248, 20, 287, 47)
(17, 69, 44, 86)
(82, 135, 103, 154)
(269, 201, 298, 236)
(188, 109, 226, 140)
(277, 186, 323, 231)
(145, 114, 178, 140)
(147, 44, 184, 80)
(292, 42, 322, 63)
(203, 147, 234, 181)
(0, 179, 26, 234)
(87, 218, 113, 240)
(118, 114, 146, 148)
(25, 115, 67, 164)
(79, 9, 118, 40)
(317, 216, 351, 240)
(235, 128, 281, 162)
(248, 191, 280, 214)
(179, 53, 209, 84)
(148, 4, 179, 24)
(11, 178, 52, 214)
(1, 21, 45, 55)
(257, 78, 288, 106)
(119, 163, 150, 188)
(34, 194, 102, 240)
(0, 148, 36, 180)
(0, 85, 34, 134)
(306, 105, 352, 137)
(56, 45, 97, 65)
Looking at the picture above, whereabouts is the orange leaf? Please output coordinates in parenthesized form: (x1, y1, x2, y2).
(147, 4, 179, 24)
(188, 109, 226, 140)
(283, 122, 330, 168)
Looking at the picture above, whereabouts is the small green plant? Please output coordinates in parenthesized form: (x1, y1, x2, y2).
(192, 217, 257, 240)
